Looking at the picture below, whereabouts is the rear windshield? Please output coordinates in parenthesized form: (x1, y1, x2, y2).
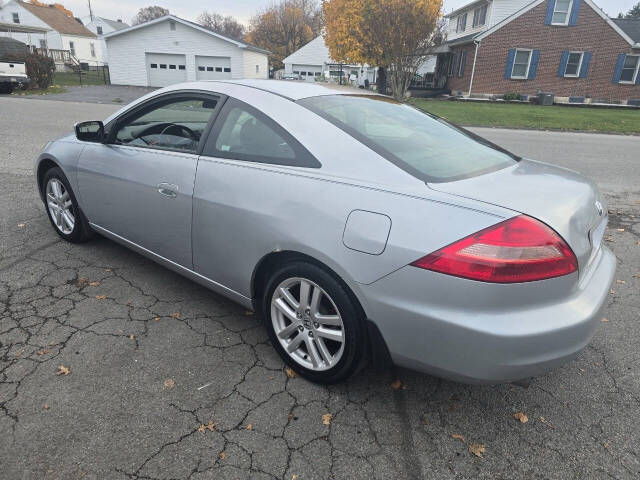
(298, 95, 518, 183)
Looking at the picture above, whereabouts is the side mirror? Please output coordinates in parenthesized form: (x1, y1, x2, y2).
(75, 120, 105, 143)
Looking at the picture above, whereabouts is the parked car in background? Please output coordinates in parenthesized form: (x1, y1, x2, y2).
(0, 60, 28, 93)
(33, 80, 616, 385)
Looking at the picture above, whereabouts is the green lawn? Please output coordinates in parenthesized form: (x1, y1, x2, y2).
(54, 70, 109, 86)
(410, 99, 640, 134)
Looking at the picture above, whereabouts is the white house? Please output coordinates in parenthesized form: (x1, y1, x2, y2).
(105, 15, 270, 87)
(445, 0, 534, 42)
(282, 35, 377, 85)
(82, 16, 128, 65)
(0, 0, 101, 67)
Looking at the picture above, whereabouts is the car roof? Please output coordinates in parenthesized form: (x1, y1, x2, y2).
(184, 79, 375, 101)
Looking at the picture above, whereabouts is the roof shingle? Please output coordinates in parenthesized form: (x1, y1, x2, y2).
(612, 18, 640, 44)
(18, 1, 96, 37)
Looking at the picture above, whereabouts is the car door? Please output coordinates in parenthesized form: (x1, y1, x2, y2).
(77, 93, 223, 268)
(192, 97, 320, 295)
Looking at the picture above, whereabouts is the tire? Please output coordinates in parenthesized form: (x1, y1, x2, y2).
(42, 167, 93, 243)
(263, 261, 365, 384)
(0, 83, 12, 94)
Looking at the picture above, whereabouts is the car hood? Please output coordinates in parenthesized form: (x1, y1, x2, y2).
(428, 159, 607, 272)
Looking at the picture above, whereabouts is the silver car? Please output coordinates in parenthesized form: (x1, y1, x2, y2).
(35, 80, 616, 384)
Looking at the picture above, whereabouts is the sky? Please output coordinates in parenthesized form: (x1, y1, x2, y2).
(44, 0, 640, 25)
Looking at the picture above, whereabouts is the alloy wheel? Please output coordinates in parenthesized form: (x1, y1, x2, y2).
(46, 178, 75, 235)
(271, 277, 345, 371)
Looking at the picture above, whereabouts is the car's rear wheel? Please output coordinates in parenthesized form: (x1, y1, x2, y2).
(263, 262, 364, 384)
(42, 167, 92, 243)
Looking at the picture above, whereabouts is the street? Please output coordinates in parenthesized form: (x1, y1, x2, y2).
(1, 96, 639, 480)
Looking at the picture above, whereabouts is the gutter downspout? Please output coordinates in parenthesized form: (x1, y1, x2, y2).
(468, 40, 480, 97)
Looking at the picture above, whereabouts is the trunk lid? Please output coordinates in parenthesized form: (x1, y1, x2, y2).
(428, 159, 607, 273)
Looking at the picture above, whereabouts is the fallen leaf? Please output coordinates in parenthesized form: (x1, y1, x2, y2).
(154, 317, 160, 321)
(391, 379, 403, 390)
(89, 281, 100, 287)
(246, 423, 253, 430)
(603, 441, 610, 449)
(171, 312, 180, 319)
(197, 420, 215, 432)
(513, 412, 528, 423)
(163, 378, 175, 389)
(18, 223, 25, 228)
(610, 290, 615, 295)
(95, 295, 107, 300)
(616, 228, 625, 232)
(632, 274, 640, 278)
(288, 411, 295, 421)
(322, 413, 332, 425)
(244, 310, 254, 316)
(539, 416, 556, 429)
(292, 475, 297, 480)
(285, 367, 296, 378)
(55, 365, 70, 376)
(469, 443, 486, 458)
(601, 317, 609, 322)
(105, 268, 111, 272)
(129, 334, 135, 340)
(43, 403, 49, 410)
(37, 349, 49, 356)
(616, 280, 626, 284)
(451, 433, 465, 442)
(219, 451, 226, 460)
(76, 277, 89, 287)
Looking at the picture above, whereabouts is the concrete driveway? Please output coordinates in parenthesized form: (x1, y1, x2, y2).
(1, 96, 639, 480)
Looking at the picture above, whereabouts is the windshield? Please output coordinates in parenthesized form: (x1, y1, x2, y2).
(297, 95, 518, 183)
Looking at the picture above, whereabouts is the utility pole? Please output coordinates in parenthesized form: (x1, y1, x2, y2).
(87, 0, 93, 21)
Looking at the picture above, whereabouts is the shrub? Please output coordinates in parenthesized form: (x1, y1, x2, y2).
(503, 92, 523, 101)
(1, 52, 55, 89)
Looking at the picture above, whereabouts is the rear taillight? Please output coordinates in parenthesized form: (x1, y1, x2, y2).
(411, 215, 578, 283)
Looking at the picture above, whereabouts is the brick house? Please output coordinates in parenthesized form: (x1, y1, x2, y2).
(437, 0, 640, 104)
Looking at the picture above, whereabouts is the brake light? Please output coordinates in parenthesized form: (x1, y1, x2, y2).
(411, 215, 578, 283)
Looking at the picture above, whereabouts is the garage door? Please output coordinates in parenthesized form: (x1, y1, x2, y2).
(292, 64, 322, 82)
(146, 53, 187, 87)
(195, 56, 232, 80)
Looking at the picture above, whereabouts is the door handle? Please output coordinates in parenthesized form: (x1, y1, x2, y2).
(157, 183, 178, 198)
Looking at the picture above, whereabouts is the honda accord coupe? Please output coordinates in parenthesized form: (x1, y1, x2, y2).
(34, 80, 616, 384)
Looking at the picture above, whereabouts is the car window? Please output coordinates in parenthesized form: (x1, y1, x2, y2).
(298, 95, 517, 183)
(114, 97, 219, 153)
(204, 99, 320, 168)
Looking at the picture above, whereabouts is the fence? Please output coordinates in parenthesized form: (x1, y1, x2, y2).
(55, 62, 110, 86)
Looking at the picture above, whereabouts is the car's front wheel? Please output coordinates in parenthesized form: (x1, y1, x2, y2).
(42, 167, 92, 243)
(263, 262, 365, 384)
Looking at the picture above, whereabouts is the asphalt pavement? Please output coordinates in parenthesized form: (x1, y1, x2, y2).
(1, 96, 639, 480)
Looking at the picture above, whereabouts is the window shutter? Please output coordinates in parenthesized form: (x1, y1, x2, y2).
(579, 52, 591, 78)
(459, 51, 467, 77)
(612, 54, 626, 83)
(558, 51, 570, 77)
(569, 0, 582, 26)
(545, 0, 556, 25)
(505, 49, 516, 79)
(528, 50, 541, 80)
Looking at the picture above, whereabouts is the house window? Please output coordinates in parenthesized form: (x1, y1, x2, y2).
(97, 26, 103, 35)
(198, 66, 205, 71)
(457, 54, 465, 76)
(206, 66, 213, 71)
(301, 71, 307, 76)
(178, 65, 185, 70)
(169, 64, 177, 69)
(170, 21, 176, 31)
(564, 52, 583, 77)
(90, 43, 96, 57)
(511, 49, 532, 79)
(448, 54, 457, 76)
(224, 67, 231, 72)
(293, 70, 300, 75)
(552, 0, 572, 25)
(456, 13, 467, 33)
(39, 39, 46, 49)
(12, 12, 19, 24)
(256, 64, 259, 74)
(620, 55, 640, 83)
(472, 5, 487, 27)
(216, 67, 222, 72)
(150, 64, 158, 68)
(160, 64, 167, 69)
(69, 41, 75, 56)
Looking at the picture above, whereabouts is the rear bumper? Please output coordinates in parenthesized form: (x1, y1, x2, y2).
(360, 245, 616, 384)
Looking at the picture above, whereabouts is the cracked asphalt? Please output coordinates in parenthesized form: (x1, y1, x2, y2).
(1, 96, 639, 480)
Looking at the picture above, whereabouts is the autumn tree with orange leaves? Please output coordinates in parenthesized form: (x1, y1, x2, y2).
(30, 0, 73, 18)
(323, 0, 443, 101)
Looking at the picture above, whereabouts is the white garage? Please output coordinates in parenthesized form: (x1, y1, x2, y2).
(147, 53, 187, 87)
(195, 55, 231, 80)
(105, 15, 269, 87)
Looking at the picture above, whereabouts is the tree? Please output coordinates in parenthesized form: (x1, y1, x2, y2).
(132, 6, 169, 25)
(197, 11, 246, 39)
(246, 0, 323, 70)
(324, 0, 443, 101)
(622, 2, 640, 18)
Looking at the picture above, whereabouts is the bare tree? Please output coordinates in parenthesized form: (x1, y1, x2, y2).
(197, 11, 246, 39)
(132, 6, 169, 25)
